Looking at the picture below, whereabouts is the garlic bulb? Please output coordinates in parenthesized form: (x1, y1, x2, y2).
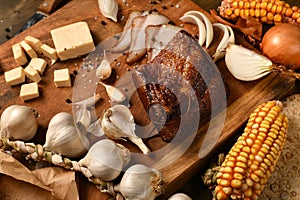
(168, 193, 192, 200)
(225, 43, 273, 81)
(79, 139, 130, 181)
(98, 0, 118, 22)
(44, 112, 89, 158)
(0, 105, 38, 141)
(96, 50, 112, 80)
(99, 82, 126, 103)
(101, 105, 150, 154)
(114, 164, 164, 200)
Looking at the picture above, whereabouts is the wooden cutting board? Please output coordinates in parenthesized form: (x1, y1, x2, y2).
(0, 0, 298, 199)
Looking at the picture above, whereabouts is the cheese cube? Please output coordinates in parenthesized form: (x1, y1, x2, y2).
(20, 82, 39, 101)
(12, 43, 28, 66)
(50, 22, 95, 61)
(54, 68, 71, 87)
(4, 67, 26, 86)
(41, 44, 58, 64)
(24, 65, 41, 83)
(20, 40, 38, 58)
(24, 36, 43, 54)
(28, 58, 47, 74)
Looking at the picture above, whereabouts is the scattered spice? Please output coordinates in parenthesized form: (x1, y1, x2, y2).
(101, 20, 107, 25)
(162, 5, 167, 10)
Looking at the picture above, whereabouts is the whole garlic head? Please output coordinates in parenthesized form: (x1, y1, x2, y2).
(0, 105, 38, 141)
(79, 139, 130, 181)
(44, 112, 89, 158)
(114, 164, 164, 200)
(168, 193, 192, 200)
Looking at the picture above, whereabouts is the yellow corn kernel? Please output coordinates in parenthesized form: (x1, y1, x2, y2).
(261, 9, 267, 17)
(224, 8, 233, 16)
(232, 1, 239, 9)
(215, 101, 288, 200)
(267, 2, 273, 11)
(292, 11, 300, 19)
(239, 1, 244, 8)
(250, 1, 257, 9)
(244, 2, 250, 9)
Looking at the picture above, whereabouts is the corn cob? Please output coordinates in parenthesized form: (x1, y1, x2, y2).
(215, 100, 288, 200)
(219, 0, 300, 25)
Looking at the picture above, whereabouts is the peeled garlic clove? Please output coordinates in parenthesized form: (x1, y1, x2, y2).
(213, 23, 235, 62)
(96, 50, 112, 80)
(98, 0, 118, 22)
(99, 82, 126, 103)
(183, 10, 214, 48)
(44, 112, 89, 158)
(180, 14, 206, 46)
(101, 105, 150, 154)
(79, 139, 130, 181)
(225, 43, 273, 81)
(0, 105, 38, 141)
(168, 193, 192, 200)
(114, 164, 164, 200)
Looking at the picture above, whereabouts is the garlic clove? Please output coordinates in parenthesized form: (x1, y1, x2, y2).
(180, 14, 206, 46)
(114, 164, 164, 200)
(213, 23, 235, 62)
(101, 105, 150, 154)
(72, 93, 101, 108)
(168, 193, 192, 200)
(0, 105, 38, 141)
(225, 43, 273, 81)
(183, 10, 214, 48)
(98, 0, 118, 22)
(99, 82, 126, 103)
(43, 112, 89, 158)
(96, 50, 112, 80)
(79, 139, 130, 181)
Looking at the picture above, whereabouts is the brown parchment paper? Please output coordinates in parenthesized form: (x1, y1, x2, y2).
(0, 151, 79, 200)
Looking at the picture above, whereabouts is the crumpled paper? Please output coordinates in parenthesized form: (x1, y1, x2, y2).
(0, 151, 78, 200)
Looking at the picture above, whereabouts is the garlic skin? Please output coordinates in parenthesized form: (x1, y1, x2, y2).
(96, 50, 112, 80)
(114, 164, 164, 200)
(98, 0, 118, 22)
(101, 105, 150, 154)
(0, 105, 38, 141)
(44, 112, 89, 158)
(225, 43, 272, 81)
(79, 139, 130, 181)
(168, 193, 192, 200)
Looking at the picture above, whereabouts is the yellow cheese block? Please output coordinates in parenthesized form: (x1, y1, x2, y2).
(12, 43, 28, 66)
(24, 66, 42, 83)
(28, 58, 47, 74)
(20, 82, 39, 101)
(20, 40, 38, 59)
(54, 68, 71, 87)
(41, 44, 58, 64)
(50, 21, 95, 61)
(24, 36, 43, 54)
(4, 67, 26, 86)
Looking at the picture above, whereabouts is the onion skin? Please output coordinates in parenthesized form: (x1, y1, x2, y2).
(262, 23, 300, 70)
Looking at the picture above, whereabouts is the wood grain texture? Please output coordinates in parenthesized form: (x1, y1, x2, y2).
(0, 0, 298, 199)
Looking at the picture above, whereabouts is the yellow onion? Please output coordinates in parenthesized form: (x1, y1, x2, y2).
(262, 23, 300, 70)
